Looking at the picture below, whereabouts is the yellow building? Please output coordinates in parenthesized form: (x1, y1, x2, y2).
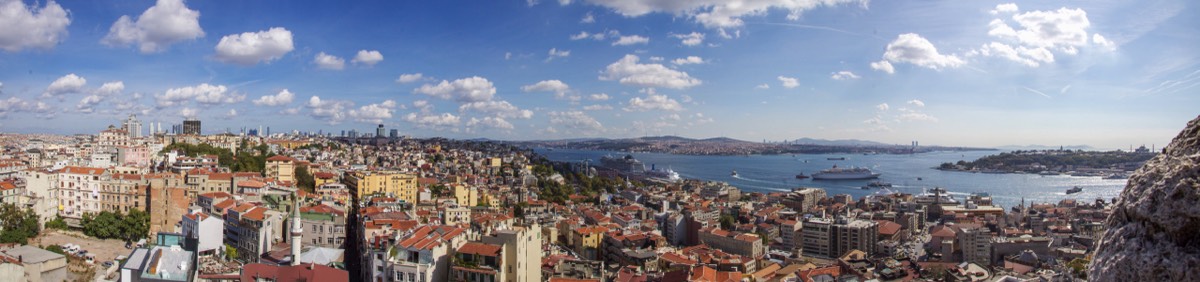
(571, 226, 608, 261)
(454, 184, 478, 207)
(489, 157, 502, 167)
(344, 171, 417, 202)
(265, 155, 296, 183)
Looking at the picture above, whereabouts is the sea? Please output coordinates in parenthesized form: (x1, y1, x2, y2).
(533, 148, 1129, 209)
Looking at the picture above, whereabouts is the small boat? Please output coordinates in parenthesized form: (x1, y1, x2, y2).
(1066, 186, 1083, 194)
(827, 157, 846, 161)
(1104, 173, 1127, 179)
(866, 181, 893, 188)
(795, 172, 810, 179)
(917, 177, 923, 181)
(731, 170, 738, 177)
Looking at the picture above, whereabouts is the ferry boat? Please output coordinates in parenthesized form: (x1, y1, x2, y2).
(1066, 186, 1083, 194)
(811, 165, 880, 180)
(1104, 173, 1128, 179)
(795, 171, 810, 179)
(827, 157, 846, 161)
(863, 181, 893, 188)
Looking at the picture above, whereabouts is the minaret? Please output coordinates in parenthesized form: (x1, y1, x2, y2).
(291, 198, 303, 266)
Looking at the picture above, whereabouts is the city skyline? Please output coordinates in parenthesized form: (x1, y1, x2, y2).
(0, 0, 1197, 149)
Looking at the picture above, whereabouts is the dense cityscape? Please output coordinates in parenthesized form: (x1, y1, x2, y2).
(0, 115, 1137, 281)
(2, 0, 1197, 281)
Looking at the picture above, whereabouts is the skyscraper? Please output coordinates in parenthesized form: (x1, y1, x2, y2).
(122, 114, 143, 138)
(182, 119, 202, 135)
(376, 124, 385, 138)
(389, 129, 398, 138)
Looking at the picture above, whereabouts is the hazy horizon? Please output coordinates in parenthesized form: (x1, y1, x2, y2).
(1, 0, 1196, 149)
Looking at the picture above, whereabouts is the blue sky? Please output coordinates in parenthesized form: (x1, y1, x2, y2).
(0, 0, 1196, 148)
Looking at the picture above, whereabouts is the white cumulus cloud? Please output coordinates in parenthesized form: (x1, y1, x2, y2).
(877, 33, 965, 72)
(253, 89, 295, 106)
(313, 52, 345, 70)
(43, 73, 87, 98)
(588, 93, 610, 101)
(521, 80, 571, 96)
(413, 76, 496, 103)
(670, 32, 705, 46)
(458, 100, 534, 119)
(870, 60, 894, 74)
(600, 54, 701, 89)
(581, 0, 866, 29)
(612, 35, 649, 46)
(907, 99, 925, 107)
(876, 103, 889, 111)
(777, 76, 799, 88)
(549, 110, 604, 132)
(990, 3, 1019, 15)
(349, 100, 398, 124)
(625, 94, 683, 112)
(466, 117, 514, 130)
(213, 27, 294, 65)
(306, 95, 352, 124)
(404, 112, 461, 129)
(156, 83, 244, 107)
(672, 56, 705, 65)
(396, 73, 424, 84)
(102, 0, 204, 53)
(0, 0, 70, 52)
(351, 50, 384, 66)
(831, 71, 860, 80)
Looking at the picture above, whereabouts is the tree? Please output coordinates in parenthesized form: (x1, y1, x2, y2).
(44, 245, 65, 255)
(719, 214, 736, 230)
(296, 166, 315, 193)
(225, 244, 239, 261)
(45, 216, 69, 230)
(0, 203, 40, 244)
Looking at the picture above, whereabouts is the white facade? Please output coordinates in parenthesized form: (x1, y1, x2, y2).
(181, 211, 225, 255)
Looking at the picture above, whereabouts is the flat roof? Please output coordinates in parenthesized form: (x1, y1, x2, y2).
(123, 248, 149, 270)
(1, 245, 64, 264)
(140, 246, 194, 281)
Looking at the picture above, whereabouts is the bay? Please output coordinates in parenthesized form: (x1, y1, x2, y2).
(534, 148, 1128, 209)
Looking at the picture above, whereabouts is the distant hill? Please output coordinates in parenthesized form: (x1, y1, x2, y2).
(790, 138, 893, 147)
(997, 144, 1097, 151)
(513, 135, 991, 156)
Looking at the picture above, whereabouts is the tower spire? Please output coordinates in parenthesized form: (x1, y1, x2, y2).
(291, 194, 303, 266)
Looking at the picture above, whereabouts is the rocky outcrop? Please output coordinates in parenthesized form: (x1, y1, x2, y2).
(1089, 115, 1200, 281)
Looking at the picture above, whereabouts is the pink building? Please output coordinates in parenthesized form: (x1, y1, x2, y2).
(117, 146, 150, 167)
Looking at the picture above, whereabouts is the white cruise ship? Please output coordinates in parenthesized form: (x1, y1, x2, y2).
(811, 165, 881, 180)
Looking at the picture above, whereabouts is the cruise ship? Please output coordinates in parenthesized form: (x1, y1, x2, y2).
(811, 165, 881, 180)
(597, 154, 682, 182)
(645, 165, 681, 182)
(598, 154, 647, 173)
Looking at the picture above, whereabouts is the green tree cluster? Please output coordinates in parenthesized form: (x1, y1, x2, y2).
(45, 216, 69, 230)
(0, 203, 40, 244)
(80, 209, 150, 240)
(296, 166, 315, 192)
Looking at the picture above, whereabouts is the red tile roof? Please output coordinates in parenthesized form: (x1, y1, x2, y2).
(301, 204, 345, 216)
(237, 179, 266, 188)
(266, 155, 295, 162)
(397, 225, 466, 250)
(875, 220, 903, 236)
(240, 263, 348, 282)
(61, 166, 105, 175)
(457, 242, 502, 257)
